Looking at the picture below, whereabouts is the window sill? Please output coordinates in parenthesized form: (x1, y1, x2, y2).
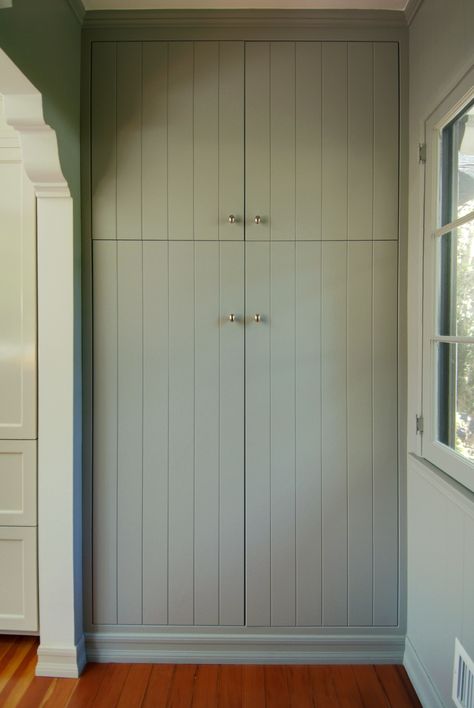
(408, 452, 474, 517)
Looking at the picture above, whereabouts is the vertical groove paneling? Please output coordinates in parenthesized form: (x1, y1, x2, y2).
(348, 43, 373, 240)
(347, 242, 373, 626)
(322, 43, 348, 240)
(219, 43, 245, 241)
(116, 43, 142, 240)
(295, 43, 322, 241)
(168, 43, 194, 240)
(194, 243, 220, 624)
(194, 44, 219, 241)
(373, 241, 398, 625)
(142, 43, 168, 240)
(295, 241, 322, 626)
(245, 43, 271, 241)
(117, 242, 143, 623)
(246, 242, 271, 627)
(270, 44, 296, 241)
(270, 243, 296, 625)
(219, 243, 245, 625)
(321, 242, 348, 626)
(92, 242, 118, 624)
(168, 242, 195, 624)
(91, 43, 116, 240)
(373, 44, 399, 239)
(142, 241, 169, 624)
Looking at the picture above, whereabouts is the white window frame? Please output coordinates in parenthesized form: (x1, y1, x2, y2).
(422, 67, 474, 494)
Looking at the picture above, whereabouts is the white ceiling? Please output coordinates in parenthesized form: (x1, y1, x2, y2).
(83, 0, 408, 11)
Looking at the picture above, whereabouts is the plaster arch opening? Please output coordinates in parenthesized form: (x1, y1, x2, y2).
(0, 47, 84, 678)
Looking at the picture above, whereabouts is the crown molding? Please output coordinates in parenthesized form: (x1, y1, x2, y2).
(82, 7, 407, 28)
(66, 0, 86, 24)
(404, 0, 423, 25)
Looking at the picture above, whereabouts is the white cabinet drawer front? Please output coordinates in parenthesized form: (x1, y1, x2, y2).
(0, 441, 37, 525)
(0, 526, 37, 632)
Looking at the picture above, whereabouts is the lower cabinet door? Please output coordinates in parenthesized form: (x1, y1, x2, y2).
(0, 526, 38, 632)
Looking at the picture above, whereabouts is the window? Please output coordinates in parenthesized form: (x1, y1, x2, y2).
(423, 75, 474, 493)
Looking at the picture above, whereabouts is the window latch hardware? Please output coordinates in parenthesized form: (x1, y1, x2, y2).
(416, 414, 424, 434)
(418, 143, 426, 164)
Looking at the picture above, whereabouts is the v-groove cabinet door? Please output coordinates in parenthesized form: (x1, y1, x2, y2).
(90, 39, 399, 631)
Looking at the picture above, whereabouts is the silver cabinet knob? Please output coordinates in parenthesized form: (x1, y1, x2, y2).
(254, 215, 262, 224)
(228, 314, 237, 322)
(228, 215, 237, 224)
(254, 313, 262, 323)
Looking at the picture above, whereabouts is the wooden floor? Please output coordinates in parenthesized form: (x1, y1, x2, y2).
(0, 636, 421, 707)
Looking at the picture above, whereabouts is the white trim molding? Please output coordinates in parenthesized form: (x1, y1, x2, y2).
(87, 631, 405, 665)
(0, 48, 83, 678)
(404, 637, 444, 708)
(36, 637, 87, 679)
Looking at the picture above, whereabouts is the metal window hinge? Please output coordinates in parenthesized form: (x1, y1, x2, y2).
(418, 143, 427, 164)
(416, 415, 424, 434)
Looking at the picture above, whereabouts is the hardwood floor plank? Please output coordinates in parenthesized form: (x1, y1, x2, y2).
(309, 666, 340, 707)
(66, 663, 108, 707)
(167, 664, 197, 708)
(39, 678, 78, 707)
(142, 665, 175, 707)
(242, 665, 266, 708)
(192, 665, 219, 707)
(287, 666, 315, 708)
(219, 665, 243, 708)
(334, 666, 366, 707)
(374, 666, 422, 708)
(264, 666, 290, 708)
(91, 664, 130, 707)
(117, 664, 153, 707)
(1, 642, 38, 707)
(395, 666, 423, 707)
(352, 665, 391, 708)
(16, 676, 56, 708)
(0, 637, 16, 663)
(0, 638, 35, 695)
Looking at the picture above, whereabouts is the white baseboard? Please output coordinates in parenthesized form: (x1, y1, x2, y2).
(404, 636, 445, 708)
(86, 631, 405, 665)
(36, 635, 87, 678)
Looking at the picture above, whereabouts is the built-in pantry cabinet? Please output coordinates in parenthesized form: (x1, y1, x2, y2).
(87, 37, 400, 650)
(0, 97, 38, 633)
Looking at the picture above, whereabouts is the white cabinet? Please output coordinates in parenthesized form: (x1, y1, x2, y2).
(0, 98, 38, 633)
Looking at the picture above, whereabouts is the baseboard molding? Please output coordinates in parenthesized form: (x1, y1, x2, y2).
(86, 631, 405, 665)
(36, 635, 87, 678)
(403, 637, 445, 708)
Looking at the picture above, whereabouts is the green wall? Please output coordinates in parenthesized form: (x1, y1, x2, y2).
(0, 0, 81, 223)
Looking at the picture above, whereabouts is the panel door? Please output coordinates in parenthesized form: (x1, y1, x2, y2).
(0, 526, 38, 632)
(93, 240, 245, 626)
(0, 145, 37, 439)
(245, 241, 398, 627)
(91, 41, 244, 241)
(245, 41, 399, 241)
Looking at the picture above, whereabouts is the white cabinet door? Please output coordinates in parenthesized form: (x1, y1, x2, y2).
(0, 526, 38, 632)
(0, 440, 37, 526)
(0, 156, 37, 439)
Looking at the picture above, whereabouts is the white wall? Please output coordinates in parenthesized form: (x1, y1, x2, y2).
(406, 1, 474, 705)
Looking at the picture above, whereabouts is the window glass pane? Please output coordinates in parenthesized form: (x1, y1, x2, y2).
(438, 218, 474, 336)
(441, 100, 474, 225)
(437, 342, 474, 461)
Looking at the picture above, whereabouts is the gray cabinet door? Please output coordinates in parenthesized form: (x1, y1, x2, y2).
(93, 241, 245, 626)
(91, 41, 244, 241)
(245, 41, 399, 241)
(245, 241, 398, 627)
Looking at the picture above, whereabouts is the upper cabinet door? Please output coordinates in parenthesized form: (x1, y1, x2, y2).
(91, 41, 244, 241)
(245, 41, 399, 241)
(0, 152, 37, 440)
